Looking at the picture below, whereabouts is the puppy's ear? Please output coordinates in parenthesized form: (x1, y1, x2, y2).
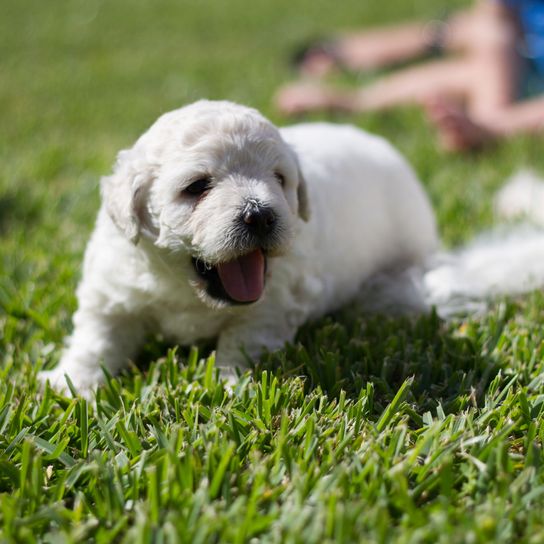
(297, 167, 310, 222)
(100, 149, 152, 244)
(287, 144, 311, 222)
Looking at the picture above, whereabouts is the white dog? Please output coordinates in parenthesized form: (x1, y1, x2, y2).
(40, 100, 438, 393)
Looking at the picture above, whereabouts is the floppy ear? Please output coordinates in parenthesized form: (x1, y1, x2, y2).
(286, 144, 311, 222)
(296, 167, 310, 222)
(100, 149, 152, 244)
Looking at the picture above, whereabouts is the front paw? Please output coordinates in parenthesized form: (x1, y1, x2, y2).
(38, 365, 104, 398)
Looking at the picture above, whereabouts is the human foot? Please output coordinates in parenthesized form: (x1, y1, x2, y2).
(292, 40, 341, 77)
(425, 97, 496, 152)
(275, 82, 360, 115)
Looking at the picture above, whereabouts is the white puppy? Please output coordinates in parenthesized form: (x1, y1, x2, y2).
(40, 100, 438, 393)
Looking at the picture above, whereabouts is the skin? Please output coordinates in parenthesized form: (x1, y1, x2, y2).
(276, 1, 544, 151)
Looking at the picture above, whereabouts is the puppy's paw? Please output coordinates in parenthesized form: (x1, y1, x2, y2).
(38, 366, 102, 399)
(423, 266, 457, 304)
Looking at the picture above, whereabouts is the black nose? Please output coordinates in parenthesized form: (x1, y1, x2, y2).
(242, 203, 277, 237)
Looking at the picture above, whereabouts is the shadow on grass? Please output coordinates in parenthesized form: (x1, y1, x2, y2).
(257, 305, 510, 416)
(0, 191, 44, 235)
(133, 303, 511, 417)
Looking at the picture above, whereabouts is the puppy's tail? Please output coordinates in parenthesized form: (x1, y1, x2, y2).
(423, 169, 544, 317)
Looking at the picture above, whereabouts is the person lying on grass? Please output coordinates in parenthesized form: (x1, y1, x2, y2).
(275, 0, 544, 152)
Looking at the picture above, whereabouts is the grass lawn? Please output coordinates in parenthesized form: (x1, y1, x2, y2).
(3, 0, 544, 541)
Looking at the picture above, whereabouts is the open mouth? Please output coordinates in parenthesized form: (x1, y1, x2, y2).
(192, 248, 266, 305)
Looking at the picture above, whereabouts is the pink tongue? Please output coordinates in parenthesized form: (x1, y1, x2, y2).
(217, 249, 265, 303)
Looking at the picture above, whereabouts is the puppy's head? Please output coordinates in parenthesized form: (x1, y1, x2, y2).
(101, 100, 310, 307)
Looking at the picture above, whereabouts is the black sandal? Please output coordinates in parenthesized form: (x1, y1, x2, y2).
(290, 39, 346, 72)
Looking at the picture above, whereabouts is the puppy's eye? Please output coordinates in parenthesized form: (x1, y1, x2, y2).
(275, 173, 285, 186)
(185, 178, 211, 196)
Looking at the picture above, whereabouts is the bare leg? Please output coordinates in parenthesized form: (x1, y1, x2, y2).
(360, 1, 521, 113)
(276, 1, 519, 117)
(358, 58, 471, 110)
(425, 2, 529, 151)
(276, 58, 472, 115)
(296, 6, 483, 76)
(426, 95, 544, 151)
(276, 8, 487, 115)
(487, 97, 544, 134)
(298, 22, 439, 77)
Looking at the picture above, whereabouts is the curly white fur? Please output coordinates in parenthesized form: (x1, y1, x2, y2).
(424, 170, 544, 315)
(39, 100, 438, 394)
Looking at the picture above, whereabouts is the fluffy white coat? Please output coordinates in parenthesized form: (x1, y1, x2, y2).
(40, 100, 439, 393)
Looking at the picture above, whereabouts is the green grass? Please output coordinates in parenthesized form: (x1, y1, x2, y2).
(3, 0, 544, 541)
